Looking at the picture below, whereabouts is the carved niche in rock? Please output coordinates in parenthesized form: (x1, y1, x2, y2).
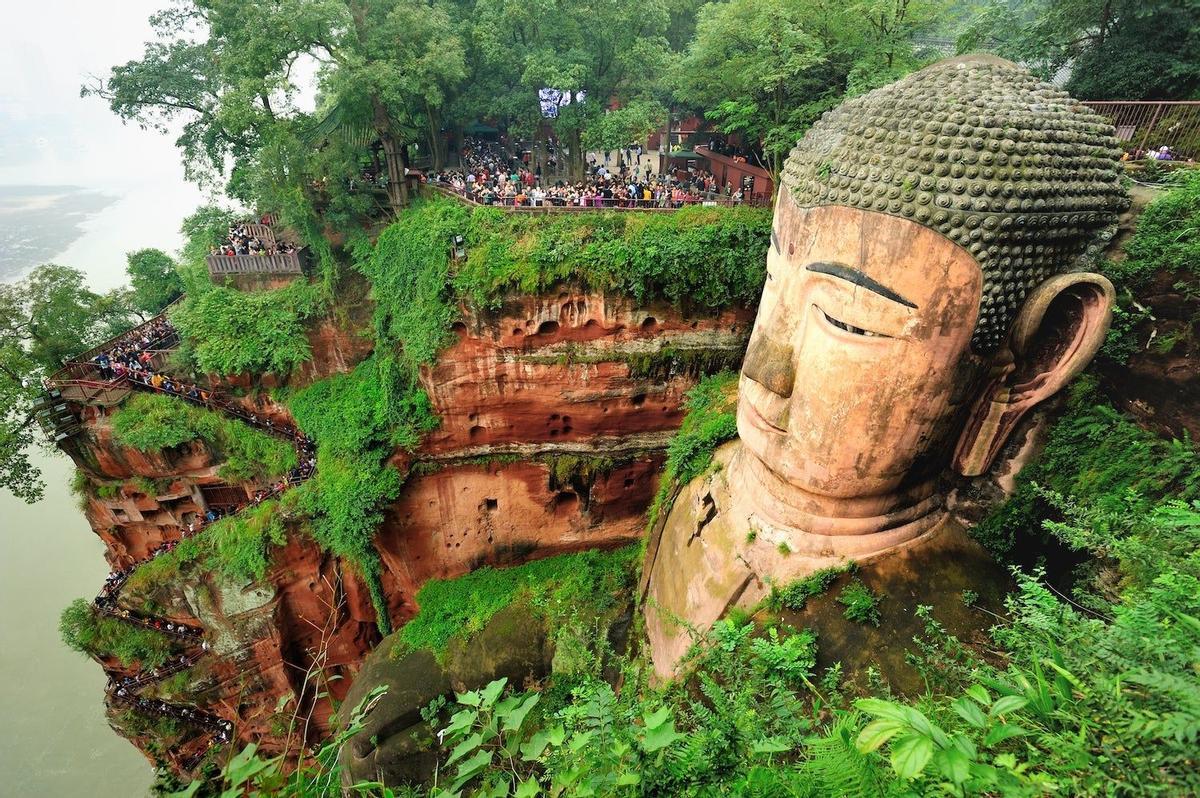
(642, 55, 1130, 677)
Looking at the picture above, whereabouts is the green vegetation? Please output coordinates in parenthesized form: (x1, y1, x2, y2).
(361, 199, 770, 375)
(1114, 172, 1200, 289)
(59, 598, 174, 668)
(0, 264, 143, 502)
(837, 579, 882, 626)
(393, 546, 638, 659)
(284, 356, 439, 634)
(766, 565, 853, 613)
(170, 280, 325, 377)
(974, 376, 1200, 559)
(126, 499, 287, 588)
(125, 248, 184, 316)
(522, 344, 745, 383)
(963, 0, 1200, 101)
(110, 393, 296, 484)
(646, 371, 740, 531)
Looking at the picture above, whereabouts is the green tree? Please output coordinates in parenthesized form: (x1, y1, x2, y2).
(126, 248, 185, 316)
(678, 0, 830, 181)
(87, 0, 466, 217)
(0, 265, 138, 502)
(960, 0, 1200, 99)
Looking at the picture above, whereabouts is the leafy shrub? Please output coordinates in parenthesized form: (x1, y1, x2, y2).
(765, 565, 851, 613)
(284, 355, 439, 633)
(110, 393, 296, 484)
(59, 598, 174, 668)
(837, 579, 882, 626)
(749, 626, 819, 685)
(170, 279, 325, 376)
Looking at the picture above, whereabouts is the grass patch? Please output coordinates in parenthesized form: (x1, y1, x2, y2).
(394, 546, 639, 660)
(110, 393, 296, 484)
(764, 565, 852, 613)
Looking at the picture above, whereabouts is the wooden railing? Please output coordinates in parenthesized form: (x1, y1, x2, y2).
(1083, 101, 1200, 159)
(206, 251, 303, 276)
(240, 223, 276, 245)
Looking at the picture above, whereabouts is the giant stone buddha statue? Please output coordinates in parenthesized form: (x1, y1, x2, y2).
(642, 55, 1129, 677)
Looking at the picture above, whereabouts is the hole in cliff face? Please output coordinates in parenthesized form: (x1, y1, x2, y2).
(549, 429, 559, 437)
(690, 320, 699, 329)
(624, 477, 635, 488)
(689, 492, 718, 545)
(537, 320, 559, 336)
(469, 425, 484, 440)
(631, 393, 647, 407)
(562, 415, 571, 424)
(554, 491, 579, 513)
(451, 321, 468, 338)
(549, 413, 560, 421)
(562, 426, 573, 435)
(512, 328, 524, 336)
(468, 412, 478, 422)
(642, 317, 658, 331)
(484, 498, 498, 512)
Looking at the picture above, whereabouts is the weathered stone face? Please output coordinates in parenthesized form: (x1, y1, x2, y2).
(642, 56, 1122, 679)
(739, 195, 984, 512)
(782, 55, 1128, 352)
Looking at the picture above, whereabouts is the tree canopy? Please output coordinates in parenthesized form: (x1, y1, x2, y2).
(0, 265, 140, 502)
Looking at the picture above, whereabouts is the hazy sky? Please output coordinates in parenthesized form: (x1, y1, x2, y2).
(0, 1, 193, 187)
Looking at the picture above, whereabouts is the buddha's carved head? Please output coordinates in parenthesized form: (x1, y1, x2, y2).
(738, 56, 1128, 522)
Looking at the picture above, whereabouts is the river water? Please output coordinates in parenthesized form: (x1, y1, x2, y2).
(0, 165, 205, 798)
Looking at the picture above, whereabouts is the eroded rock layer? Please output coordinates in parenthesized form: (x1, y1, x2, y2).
(61, 286, 751, 773)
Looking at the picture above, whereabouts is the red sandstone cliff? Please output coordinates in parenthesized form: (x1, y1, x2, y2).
(62, 285, 752, 774)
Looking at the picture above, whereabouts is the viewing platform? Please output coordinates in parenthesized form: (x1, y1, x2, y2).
(424, 183, 769, 212)
(205, 216, 305, 278)
(206, 251, 304, 276)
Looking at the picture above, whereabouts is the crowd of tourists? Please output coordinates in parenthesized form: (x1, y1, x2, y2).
(430, 140, 751, 208)
(110, 687, 234, 745)
(77, 306, 324, 751)
(211, 220, 297, 257)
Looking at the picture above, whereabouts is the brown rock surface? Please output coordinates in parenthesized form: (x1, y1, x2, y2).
(59, 286, 750, 773)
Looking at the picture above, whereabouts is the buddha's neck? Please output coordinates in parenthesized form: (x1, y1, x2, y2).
(729, 447, 945, 550)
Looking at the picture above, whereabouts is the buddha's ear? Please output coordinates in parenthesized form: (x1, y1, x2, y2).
(953, 272, 1115, 477)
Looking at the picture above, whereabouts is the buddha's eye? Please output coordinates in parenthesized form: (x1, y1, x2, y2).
(818, 307, 892, 339)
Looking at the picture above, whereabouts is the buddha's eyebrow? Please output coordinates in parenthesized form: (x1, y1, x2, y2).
(806, 261, 917, 309)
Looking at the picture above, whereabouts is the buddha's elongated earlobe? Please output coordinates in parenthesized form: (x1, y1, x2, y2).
(952, 272, 1115, 476)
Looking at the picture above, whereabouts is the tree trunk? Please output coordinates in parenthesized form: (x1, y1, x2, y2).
(569, 127, 585, 182)
(373, 99, 407, 214)
(426, 104, 445, 172)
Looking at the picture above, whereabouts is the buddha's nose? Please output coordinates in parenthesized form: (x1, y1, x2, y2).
(742, 330, 795, 398)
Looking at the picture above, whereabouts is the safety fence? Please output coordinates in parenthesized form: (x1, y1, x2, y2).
(1083, 101, 1200, 160)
